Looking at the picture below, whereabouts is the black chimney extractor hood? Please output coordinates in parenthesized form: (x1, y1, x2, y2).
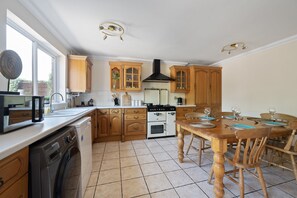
(142, 59, 175, 83)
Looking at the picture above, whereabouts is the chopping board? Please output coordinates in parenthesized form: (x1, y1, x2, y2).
(122, 92, 131, 106)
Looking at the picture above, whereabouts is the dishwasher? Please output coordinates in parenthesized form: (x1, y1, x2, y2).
(70, 117, 92, 197)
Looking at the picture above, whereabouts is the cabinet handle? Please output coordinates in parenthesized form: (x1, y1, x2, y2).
(113, 110, 119, 113)
(0, 177, 4, 187)
(133, 126, 139, 130)
(134, 116, 139, 119)
(134, 110, 139, 113)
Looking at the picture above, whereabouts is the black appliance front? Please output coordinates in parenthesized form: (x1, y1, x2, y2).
(0, 95, 44, 134)
(29, 126, 81, 198)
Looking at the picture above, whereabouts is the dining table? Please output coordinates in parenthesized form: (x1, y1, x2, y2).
(176, 117, 292, 198)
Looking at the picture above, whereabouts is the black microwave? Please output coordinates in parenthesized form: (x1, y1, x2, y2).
(0, 94, 44, 134)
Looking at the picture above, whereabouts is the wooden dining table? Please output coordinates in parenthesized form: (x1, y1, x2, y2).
(176, 118, 292, 198)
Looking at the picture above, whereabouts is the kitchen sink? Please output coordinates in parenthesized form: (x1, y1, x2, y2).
(45, 108, 89, 117)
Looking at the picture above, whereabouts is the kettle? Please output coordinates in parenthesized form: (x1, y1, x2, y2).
(177, 97, 183, 105)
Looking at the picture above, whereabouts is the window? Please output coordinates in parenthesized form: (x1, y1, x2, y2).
(6, 24, 57, 98)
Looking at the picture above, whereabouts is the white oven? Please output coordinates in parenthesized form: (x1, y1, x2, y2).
(147, 121, 166, 138)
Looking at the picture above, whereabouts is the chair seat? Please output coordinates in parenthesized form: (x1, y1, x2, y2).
(225, 148, 260, 169)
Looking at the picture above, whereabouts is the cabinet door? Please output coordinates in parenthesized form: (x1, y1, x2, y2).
(110, 114, 122, 136)
(124, 120, 146, 135)
(110, 65, 123, 91)
(194, 69, 210, 107)
(176, 70, 189, 92)
(209, 69, 222, 111)
(0, 174, 28, 198)
(123, 66, 141, 91)
(86, 63, 92, 92)
(97, 115, 109, 137)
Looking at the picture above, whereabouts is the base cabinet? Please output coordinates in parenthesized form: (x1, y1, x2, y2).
(0, 147, 28, 198)
(86, 110, 97, 143)
(124, 108, 147, 141)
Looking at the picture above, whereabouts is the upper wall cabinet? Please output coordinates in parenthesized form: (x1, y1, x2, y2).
(68, 55, 93, 92)
(109, 61, 142, 92)
(169, 66, 190, 93)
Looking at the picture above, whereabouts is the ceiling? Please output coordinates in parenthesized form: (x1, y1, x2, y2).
(18, 0, 297, 65)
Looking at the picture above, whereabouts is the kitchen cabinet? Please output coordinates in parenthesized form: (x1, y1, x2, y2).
(0, 147, 28, 198)
(169, 66, 190, 93)
(110, 61, 142, 92)
(68, 55, 93, 92)
(96, 109, 122, 142)
(176, 107, 195, 121)
(186, 66, 222, 113)
(86, 110, 97, 143)
(124, 108, 147, 141)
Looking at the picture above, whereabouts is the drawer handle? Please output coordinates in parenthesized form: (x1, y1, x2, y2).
(0, 177, 4, 187)
(103, 112, 107, 115)
(113, 110, 119, 113)
(134, 110, 139, 113)
(133, 126, 139, 130)
(22, 113, 30, 116)
(134, 116, 139, 119)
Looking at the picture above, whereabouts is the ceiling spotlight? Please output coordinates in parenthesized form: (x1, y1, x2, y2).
(221, 42, 247, 54)
(99, 22, 124, 41)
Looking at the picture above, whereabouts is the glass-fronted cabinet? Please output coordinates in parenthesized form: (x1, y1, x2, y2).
(110, 61, 142, 92)
(169, 66, 190, 93)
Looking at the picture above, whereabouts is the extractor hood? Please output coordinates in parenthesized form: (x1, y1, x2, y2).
(142, 59, 175, 83)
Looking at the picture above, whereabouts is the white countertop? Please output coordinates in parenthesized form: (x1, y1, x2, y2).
(175, 105, 196, 107)
(95, 105, 147, 109)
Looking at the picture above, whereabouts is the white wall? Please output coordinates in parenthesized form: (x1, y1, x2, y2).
(220, 39, 297, 117)
(81, 58, 186, 106)
(0, 0, 68, 91)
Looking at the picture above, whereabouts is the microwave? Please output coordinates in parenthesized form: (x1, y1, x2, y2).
(0, 95, 44, 134)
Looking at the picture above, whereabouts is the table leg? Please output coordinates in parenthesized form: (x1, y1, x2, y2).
(211, 138, 227, 198)
(177, 124, 184, 163)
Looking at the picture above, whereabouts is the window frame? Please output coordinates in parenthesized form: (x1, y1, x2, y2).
(6, 19, 58, 96)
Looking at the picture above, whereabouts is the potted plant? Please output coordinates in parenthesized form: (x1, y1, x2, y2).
(112, 71, 120, 89)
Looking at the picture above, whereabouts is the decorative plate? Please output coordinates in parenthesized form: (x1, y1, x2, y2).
(263, 121, 287, 127)
(222, 115, 235, 120)
(232, 123, 255, 130)
(190, 122, 216, 128)
(199, 116, 215, 121)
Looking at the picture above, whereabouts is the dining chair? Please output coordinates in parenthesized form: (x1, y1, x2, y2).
(208, 127, 271, 198)
(185, 112, 210, 166)
(262, 119, 297, 182)
(260, 113, 297, 122)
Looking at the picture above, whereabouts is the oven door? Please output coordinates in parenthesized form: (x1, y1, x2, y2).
(147, 121, 166, 138)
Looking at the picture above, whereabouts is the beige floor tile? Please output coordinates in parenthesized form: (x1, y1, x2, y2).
(196, 181, 235, 198)
(133, 143, 148, 149)
(277, 181, 297, 197)
(137, 154, 156, 164)
(120, 144, 134, 150)
(145, 173, 172, 193)
(135, 148, 151, 156)
(175, 183, 208, 198)
(153, 152, 171, 162)
(103, 151, 119, 160)
(120, 149, 136, 158)
(121, 165, 143, 180)
(101, 159, 120, 170)
(158, 159, 181, 172)
(105, 144, 119, 153)
(97, 168, 120, 185)
(244, 191, 264, 198)
(145, 141, 159, 148)
(87, 172, 99, 187)
(223, 177, 255, 196)
(92, 153, 103, 162)
(140, 162, 163, 176)
(94, 182, 121, 198)
(122, 177, 149, 198)
(174, 157, 197, 169)
(83, 186, 95, 198)
(183, 166, 209, 182)
(165, 170, 193, 187)
(166, 150, 179, 159)
(156, 140, 171, 146)
(120, 156, 139, 167)
(149, 146, 165, 154)
(162, 145, 177, 152)
(136, 195, 151, 198)
(92, 146, 105, 154)
(263, 186, 294, 198)
(150, 189, 179, 198)
(92, 161, 101, 172)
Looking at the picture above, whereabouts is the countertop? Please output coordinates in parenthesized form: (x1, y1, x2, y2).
(0, 104, 196, 160)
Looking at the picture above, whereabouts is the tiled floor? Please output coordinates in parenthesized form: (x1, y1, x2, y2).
(84, 136, 296, 198)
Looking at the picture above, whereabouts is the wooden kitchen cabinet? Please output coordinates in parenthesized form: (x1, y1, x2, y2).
(170, 66, 190, 93)
(109, 61, 142, 92)
(96, 109, 122, 142)
(68, 55, 93, 92)
(176, 107, 195, 121)
(86, 110, 97, 143)
(186, 66, 222, 113)
(124, 108, 147, 141)
(0, 147, 28, 198)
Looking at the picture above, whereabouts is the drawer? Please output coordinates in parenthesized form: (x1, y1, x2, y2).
(0, 174, 28, 198)
(176, 107, 194, 116)
(125, 108, 146, 114)
(125, 114, 146, 120)
(9, 110, 31, 117)
(97, 109, 109, 115)
(0, 147, 28, 194)
(110, 108, 122, 114)
(124, 120, 146, 135)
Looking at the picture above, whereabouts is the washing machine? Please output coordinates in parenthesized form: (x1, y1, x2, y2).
(70, 117, 92, 197)
(29, 126, 81, 198)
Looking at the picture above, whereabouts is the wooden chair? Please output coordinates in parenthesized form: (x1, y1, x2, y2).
(260, 113, 297, 122)
(208, 127, 271, 198)
(185, 112, 210, 166)
(262, 119, 297, 182)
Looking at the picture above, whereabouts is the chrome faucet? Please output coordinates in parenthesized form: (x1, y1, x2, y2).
(50, 93, 64, 113)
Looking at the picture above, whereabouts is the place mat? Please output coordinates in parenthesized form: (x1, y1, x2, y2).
(222, 115, 235, 120)
(262, 121, 287, 127)
(190, 122, 216, 129)
(199, 116, 215, 121)
(232, 123, 256, 130)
